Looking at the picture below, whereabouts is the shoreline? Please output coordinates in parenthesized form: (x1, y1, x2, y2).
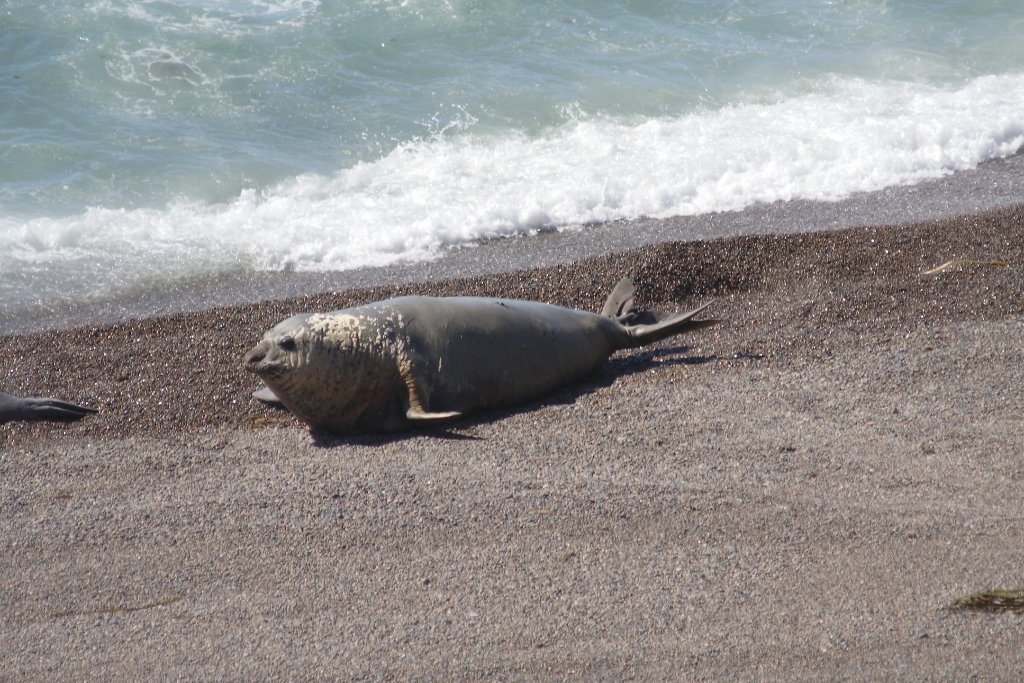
(6, 151, 1024, 336)
(2, 201, 1023, 679)
(2, 203, 1023, 442)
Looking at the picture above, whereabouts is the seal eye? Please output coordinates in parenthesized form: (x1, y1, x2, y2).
(278, 336, 297, 351)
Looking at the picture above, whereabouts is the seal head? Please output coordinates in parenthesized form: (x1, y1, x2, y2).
(243, 309, 456, 433)
(242, 313, 314, 392)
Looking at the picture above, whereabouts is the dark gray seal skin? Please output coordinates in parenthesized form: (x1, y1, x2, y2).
(0, 392, 98, 423)
(243, 278, 717, 434)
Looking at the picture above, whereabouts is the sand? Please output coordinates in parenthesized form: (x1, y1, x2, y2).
(2, 204, 1023, 679)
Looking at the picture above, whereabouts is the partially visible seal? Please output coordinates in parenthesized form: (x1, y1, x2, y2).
(0, 392, 98, 423)
(243, 278, 717, 434)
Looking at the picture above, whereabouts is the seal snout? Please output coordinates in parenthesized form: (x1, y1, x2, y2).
(242, 340, 271, 373)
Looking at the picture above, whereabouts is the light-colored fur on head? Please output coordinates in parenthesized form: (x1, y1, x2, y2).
(244, 309, 411, 432)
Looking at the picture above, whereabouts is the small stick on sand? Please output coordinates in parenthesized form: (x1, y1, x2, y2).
(922, 258, 1010, 275)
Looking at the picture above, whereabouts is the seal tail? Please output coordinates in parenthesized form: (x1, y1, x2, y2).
(600, 277, 719, 348)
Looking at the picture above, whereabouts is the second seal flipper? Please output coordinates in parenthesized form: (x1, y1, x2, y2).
(0, 392, 98, 423)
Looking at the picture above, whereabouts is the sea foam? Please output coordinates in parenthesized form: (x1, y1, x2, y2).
(3, 73, 1024, 315)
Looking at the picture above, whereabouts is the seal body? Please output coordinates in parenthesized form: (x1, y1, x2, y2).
(243, 279, 715, 433)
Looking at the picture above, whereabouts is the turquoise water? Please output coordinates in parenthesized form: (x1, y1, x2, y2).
(3, 0, 1024, 317)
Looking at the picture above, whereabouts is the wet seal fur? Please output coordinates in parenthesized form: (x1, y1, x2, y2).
(243, 278, 717, 434)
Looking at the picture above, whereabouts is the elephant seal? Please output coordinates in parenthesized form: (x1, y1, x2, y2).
(243, 278, 716, 434)
(0, 392, 98, 423)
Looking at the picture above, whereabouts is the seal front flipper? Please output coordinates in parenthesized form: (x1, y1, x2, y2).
(252, 386, 283, 406)
(399, 365, 461, 424)
(405, 406, 462, 423)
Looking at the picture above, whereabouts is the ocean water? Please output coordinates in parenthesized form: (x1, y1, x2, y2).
(3, 0, 1024, 322)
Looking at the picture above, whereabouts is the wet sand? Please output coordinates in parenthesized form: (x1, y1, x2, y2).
(2, 204, 1023, 679)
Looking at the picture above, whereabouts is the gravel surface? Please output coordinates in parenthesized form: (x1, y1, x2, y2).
(1, 205, 1023, 679)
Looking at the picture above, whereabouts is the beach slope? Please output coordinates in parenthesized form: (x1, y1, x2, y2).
(2, 206, 1023, 679)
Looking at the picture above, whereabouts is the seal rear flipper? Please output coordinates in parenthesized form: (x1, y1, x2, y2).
(600, 277, 637, 318)
(623, 300, 719, 347)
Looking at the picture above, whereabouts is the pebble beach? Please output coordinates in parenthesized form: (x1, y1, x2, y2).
(2, 198, 1023, 679)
